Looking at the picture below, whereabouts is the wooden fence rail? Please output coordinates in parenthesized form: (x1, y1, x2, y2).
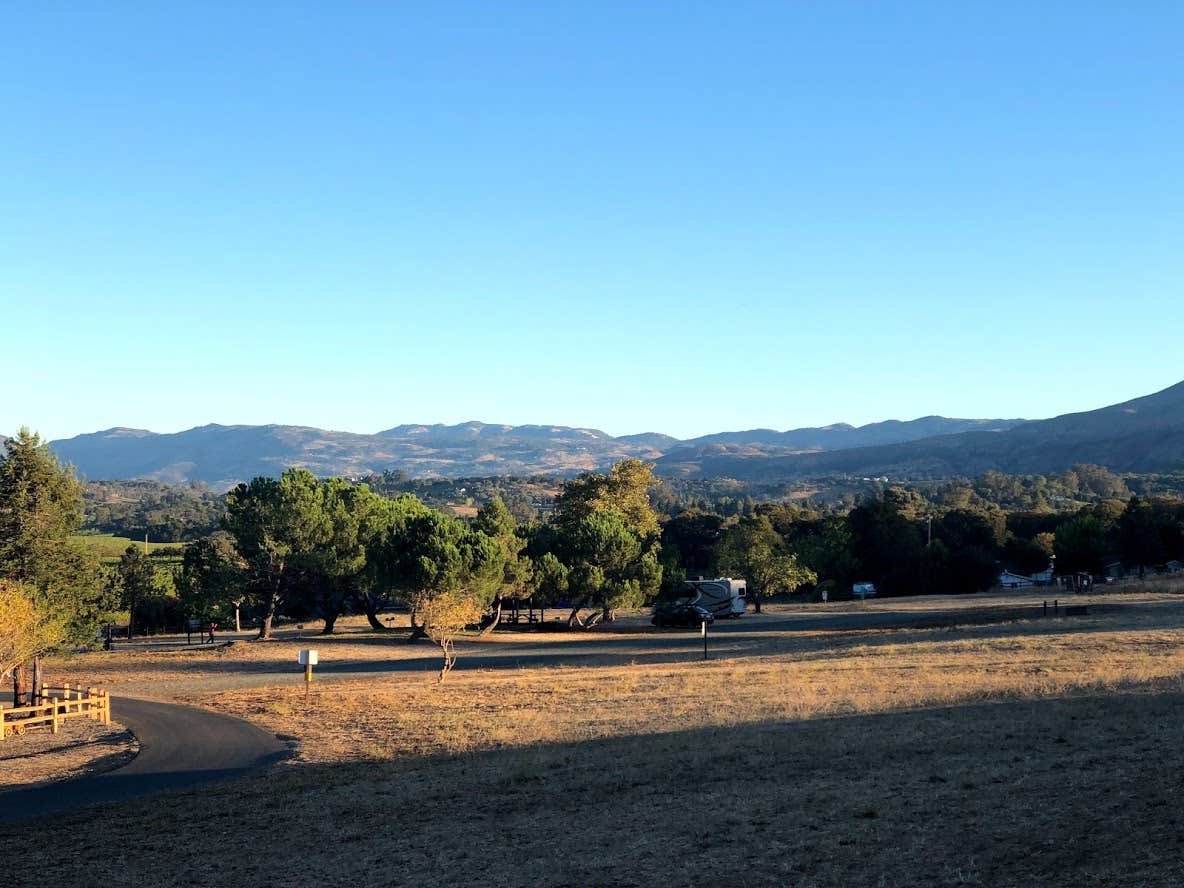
(0, 685, 112, 739)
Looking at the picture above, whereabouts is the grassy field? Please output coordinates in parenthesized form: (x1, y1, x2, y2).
(13, 588, 1184, 886)
(71, 533, 185, 559)
(176, 609, 1184, 763)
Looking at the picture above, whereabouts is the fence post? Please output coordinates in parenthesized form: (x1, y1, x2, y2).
(105, 692, 112, 726)
(51, 697, 59, 734)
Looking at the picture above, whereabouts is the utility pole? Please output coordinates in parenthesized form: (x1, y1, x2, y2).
(926, 515, 933, 547)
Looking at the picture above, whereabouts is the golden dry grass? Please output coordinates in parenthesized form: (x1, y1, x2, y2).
(16, 592, 1184, 887)
(186, 618, 1184, 764)
(0, 717, 136, 790)
(10, 689, 1184, 887)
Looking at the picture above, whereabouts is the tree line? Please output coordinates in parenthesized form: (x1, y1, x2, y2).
(173, 459, 665, 677)
(6, 424, 1184, 686)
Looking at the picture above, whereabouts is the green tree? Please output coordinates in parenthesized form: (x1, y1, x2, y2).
(552, 460, 663, 625)
(111, 545, 157, 637)
(0, 429, 105, 643)
(304, 479, 371, 635)
(374, 510, 504, 679)
(561, 511, 660, 625)
(222, 468, 333, 639)
(660, 510, 724, 576)
(177, 532, 245, 628)
(554, 459, 662, 539)
(714, 515, 816, 612)
(531, 551, 569, 606)
(792, 515, 861, 597)
(1054, 514, 1110, 575)
(472, 497, 532, 633)
(358, 493, 434, 630)
(847, 490, 925, 596)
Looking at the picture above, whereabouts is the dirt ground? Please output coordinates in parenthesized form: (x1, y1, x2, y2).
(12, 585, 1184, 887)
(8, 688, 1184, 888)
(0, 717, 136, 790)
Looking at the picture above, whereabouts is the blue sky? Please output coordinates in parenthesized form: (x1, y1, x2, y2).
(3, 2, 1181, 442)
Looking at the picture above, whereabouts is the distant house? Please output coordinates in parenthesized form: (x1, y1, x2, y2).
(1164, 560, 1184, 575)
(999, 570, 1035, 589)
(1029, 565, 1055, 585)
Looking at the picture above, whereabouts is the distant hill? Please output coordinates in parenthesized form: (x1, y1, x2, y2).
(656, 380, 1184, 480)
(42, 414, 1019, 487)
(38, 382, 1184, 487)
(49, 422, 667, 489)
(681, 416, 1023, 451)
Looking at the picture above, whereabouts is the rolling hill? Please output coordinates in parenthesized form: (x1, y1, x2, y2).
(656, 380, 1184, 480)
(34, 380, 1184, 486)
(42, 415, 1017, 487)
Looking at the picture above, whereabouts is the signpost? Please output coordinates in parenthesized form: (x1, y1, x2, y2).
(298, 649, 318, 702)
(701, 619, 708, 661)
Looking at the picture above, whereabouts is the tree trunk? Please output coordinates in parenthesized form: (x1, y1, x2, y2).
(437, 635, 456, 683)
(322, 612, 338, 635)
(567, 598, 589, 628)
(752, 591, 762, 614)
(479, 597, 504, 637)
(32, 656, 42, 704)
(360, 593, 391, 631)
(13, 664, 27, 707)
(258, 589, 279, 640)
(234, 602, 241, 633)
(406, 605, 428, 643)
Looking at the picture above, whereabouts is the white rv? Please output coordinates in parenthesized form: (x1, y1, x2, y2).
(683, 578, 747, 617)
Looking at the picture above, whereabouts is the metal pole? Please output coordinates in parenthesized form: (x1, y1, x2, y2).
(702, 620, 708, 661)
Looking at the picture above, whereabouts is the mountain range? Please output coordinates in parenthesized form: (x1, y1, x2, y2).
(35, 379, 1184, 487)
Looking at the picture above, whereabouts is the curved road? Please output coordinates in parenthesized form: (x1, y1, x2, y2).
(0, 697, 288, 822)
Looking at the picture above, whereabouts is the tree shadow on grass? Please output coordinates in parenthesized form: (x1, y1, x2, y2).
(8, 687, 1184, 887)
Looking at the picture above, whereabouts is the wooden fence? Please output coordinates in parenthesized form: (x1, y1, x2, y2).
(0, 685, 112, 739)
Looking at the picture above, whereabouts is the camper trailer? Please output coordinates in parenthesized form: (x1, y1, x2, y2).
(683, 578, 747, 617)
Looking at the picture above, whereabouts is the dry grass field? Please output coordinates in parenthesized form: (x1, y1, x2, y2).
(11, 585, 1184, 887)
(0, 717, 136, 790)
(9, 689, 1184, 887)
(186, 615, 1184, 764)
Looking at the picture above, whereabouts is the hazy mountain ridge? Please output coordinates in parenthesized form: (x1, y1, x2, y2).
(43, 415, 1020, 487)
(678, 416, 1025, 452)
(37, 383, 1184, 486)
(656, 381, 1184, 480)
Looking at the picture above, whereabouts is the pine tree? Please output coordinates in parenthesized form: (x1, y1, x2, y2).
(0, 429, 105, 642)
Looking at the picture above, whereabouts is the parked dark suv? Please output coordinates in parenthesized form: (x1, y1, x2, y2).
(651, 603, 715, 628)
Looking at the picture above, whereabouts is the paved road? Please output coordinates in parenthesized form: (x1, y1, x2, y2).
(0, 697, 288, 822)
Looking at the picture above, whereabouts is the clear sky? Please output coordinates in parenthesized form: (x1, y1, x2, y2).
(3, 2, 1181, 442)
